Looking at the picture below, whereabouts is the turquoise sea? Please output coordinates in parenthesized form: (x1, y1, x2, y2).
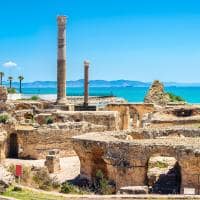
(21, 87, 200, 103)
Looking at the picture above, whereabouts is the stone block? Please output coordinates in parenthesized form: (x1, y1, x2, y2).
(45, 152, 60, 173)
(118, 186, 149, 194)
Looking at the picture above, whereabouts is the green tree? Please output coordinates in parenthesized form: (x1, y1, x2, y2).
(8, 76, 13, 88)
(18, 75, 24, 93)
(0, 72, 4, 85)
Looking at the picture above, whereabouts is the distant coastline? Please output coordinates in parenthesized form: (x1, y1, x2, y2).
(16, 86, 200, 104)
(2, 79, 200, 88)
(3, 79, 200, 103)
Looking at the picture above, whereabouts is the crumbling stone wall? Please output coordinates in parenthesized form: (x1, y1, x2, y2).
(162, 105, 200, 118)
(72, 132, 200, 194)
(0, 131, 7, 161)
(13, 101, 50, 110)
(0, 100, 121, 160)
(128, 127, 200, 139)
(143, 112, 200, 128)
(129, 104, 155, 128)
(35, 111, 120, 131)
(14, 124, 106, 159)
(9, 111, 119, 159)
(105, 105, 130, 130)
(105, 103, 155, 129)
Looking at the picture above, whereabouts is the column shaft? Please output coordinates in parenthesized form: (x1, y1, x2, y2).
(84, 61, 90, 106)
(57, 16, 67, 103)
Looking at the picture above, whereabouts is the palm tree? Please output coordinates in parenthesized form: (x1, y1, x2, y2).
(0, 72, 4, 86)
(8, 76, 13, 88)
(18, 75, 24, 93)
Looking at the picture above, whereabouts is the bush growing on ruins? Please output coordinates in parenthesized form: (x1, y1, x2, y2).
(30, 96, 39, 101)
(60, 181, 87, 194)
(167, 92, 185, 102)
(32, 168, 59, 190)
(45, 116, 54, 125)
(149, 161, 169, 169)
(0, 114, 9, 124)
(93, 170, 114, 195)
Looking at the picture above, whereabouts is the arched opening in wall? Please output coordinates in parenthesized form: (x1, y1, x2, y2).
(147, 156, 181, 194)
(9, 133, 18, 158)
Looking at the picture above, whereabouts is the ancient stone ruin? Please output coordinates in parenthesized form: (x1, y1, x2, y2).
(1, 76, 200, 195)
(0, 15, 199, 198)
(71, 81, 200, 195)
(144, 80, 171, 106)
(72, 129, 200, 195)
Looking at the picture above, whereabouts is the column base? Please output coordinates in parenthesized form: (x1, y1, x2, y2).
(54, 99, 74, 111)
(75, 105, 97, 111)
(56, 97, 67, 105)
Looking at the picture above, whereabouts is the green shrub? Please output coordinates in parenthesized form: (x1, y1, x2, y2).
(149, 161, 169, 169)
(45, 116, 54, 125)
(61, 182, 79, 194)
(167, 92, 185, 102)
(93, 170, 114, 195)
(0, 114, 9, 124)
(60, 182, 88, 194)
(32, 168, 59, 190)
(7, 88, 16, 94)
(30, 96, 39, 101)
(60, 171, 114, 195)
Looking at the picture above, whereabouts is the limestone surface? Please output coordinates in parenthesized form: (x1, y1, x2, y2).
(118, 186, 148, 194)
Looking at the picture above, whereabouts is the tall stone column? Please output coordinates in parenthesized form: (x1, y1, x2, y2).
(57, 16, 67, 104)
(84, 60, 90, 107)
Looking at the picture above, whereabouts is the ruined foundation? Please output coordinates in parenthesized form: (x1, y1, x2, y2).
(72, 131, 200, 194)
(0, 14, 199, 198)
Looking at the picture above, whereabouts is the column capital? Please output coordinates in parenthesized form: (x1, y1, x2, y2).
(57, 16, 67, 26)
(84, 60, 90, 67)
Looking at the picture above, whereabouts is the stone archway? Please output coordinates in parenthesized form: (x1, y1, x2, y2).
(9, 133, 18, 158)
(147, 156, 181, 194)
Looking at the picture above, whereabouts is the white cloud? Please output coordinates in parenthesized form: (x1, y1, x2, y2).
(3, 61, 18, 68)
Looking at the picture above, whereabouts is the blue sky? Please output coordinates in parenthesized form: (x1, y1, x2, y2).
(1, 0, 200, 82)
